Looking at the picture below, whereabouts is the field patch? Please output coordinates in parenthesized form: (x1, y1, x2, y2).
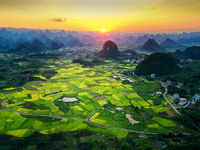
(6, 129, 34, 137)
(153, 117, 177, 127)
(117, 129, 129, 139)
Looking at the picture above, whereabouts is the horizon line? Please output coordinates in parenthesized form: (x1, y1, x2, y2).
(1, 26, 200, 34)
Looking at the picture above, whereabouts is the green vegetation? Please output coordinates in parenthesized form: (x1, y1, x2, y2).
(175, 46, 200, 60)
(0, 54, 188, 149)
(0, 55, 61, 89)
(135, 52, 178, 76)
(164, 60, 200, 95)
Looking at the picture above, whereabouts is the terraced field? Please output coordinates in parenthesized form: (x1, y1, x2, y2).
(0, 60, 180, 138)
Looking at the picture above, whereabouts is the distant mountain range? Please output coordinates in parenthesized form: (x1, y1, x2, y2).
(0, 28, 87, 52)
(1, 27, 200, 53)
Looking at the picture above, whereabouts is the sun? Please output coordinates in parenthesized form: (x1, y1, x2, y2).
(101, 28, 106, 33)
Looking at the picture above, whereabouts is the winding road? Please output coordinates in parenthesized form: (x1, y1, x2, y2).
(158, 81, 182, 115)
(0, 109, 157, 135)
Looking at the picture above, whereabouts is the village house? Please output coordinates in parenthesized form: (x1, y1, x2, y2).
(178, 98, 188, 107)
(124, 59, 130, 63)
(163, 80, 172, 87)
(173, 93, 180, 99)
(177, 82, 184, 88)
(194, 93, 200, 102)
(130, 59, 136, 64)
(166, 80, 172, 86)
(179, 98, 187, 101)
(124, 59, 137, 64)
(156, 91, 162, 95)
(178, 101, 188, 107)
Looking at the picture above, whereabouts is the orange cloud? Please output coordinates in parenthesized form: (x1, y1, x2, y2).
(50, 18, 67, 23)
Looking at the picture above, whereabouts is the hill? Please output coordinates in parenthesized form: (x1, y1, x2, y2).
(139, 39, 165, 52)
(160, 38, 184, 49)
(175, 46, 200, 60)
(99, 40, 120, 58)
(135, 52, 178, 76)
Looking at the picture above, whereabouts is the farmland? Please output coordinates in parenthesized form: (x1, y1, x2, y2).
(0, 57, 180, 143)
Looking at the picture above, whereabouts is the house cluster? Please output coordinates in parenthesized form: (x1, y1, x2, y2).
(164, 80, 172, 86)
(178, 59, 193, 67)
(124, 58, 144, 64)
(58, 46, 101, 52)
(172, 93, 200, 107)
(177, 82, 184, 88)
(124, 52, 133, 56)
(150, 91, 162, 96)
(162, 80, 184, 88)
(180, 59, 193, 63)
(173, 93, 188, 107)
(112, 75, 134, 83)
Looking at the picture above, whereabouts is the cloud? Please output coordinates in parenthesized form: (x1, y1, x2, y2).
(50, 18, 67, 23)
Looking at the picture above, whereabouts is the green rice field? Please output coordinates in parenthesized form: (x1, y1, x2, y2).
(0, 60, 180, 138)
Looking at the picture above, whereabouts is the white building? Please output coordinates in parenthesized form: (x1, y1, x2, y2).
(179, 98, 187, 101)
(178, 98, 187, 107)
(156, 92, 162, 95)
(178, 101, 187, 107)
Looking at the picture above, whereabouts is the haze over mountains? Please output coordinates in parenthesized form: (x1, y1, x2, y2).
(0, 27, 200, 53)
(139, 39, 165, 52)
(160, 38, 185, 49)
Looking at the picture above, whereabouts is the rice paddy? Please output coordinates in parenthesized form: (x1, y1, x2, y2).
(0, 60, 179, 138)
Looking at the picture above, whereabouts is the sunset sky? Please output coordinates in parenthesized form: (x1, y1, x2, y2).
(0, 0, 200, 32)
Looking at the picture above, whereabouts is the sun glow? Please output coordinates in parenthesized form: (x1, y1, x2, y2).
(101, 28, 106, 33)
